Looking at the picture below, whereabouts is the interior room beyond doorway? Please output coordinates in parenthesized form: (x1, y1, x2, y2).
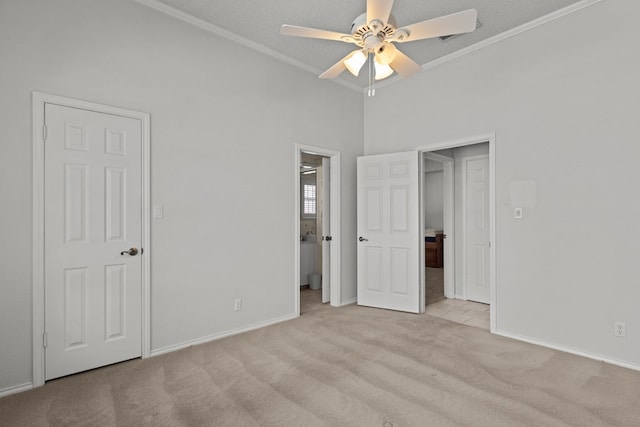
(423, 143, 491, 330)
(299, 152, 328, 312)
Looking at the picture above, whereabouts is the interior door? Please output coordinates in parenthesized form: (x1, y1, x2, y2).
(357, 151, 420, 313)
(44, 103, 143, 380)
(464, 155, 490, 303)
(321, 157, 331, 303)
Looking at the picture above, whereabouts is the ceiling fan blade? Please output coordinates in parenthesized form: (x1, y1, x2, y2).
(280, 25, 353, 43)
(389, 48, 422, 78)
(319, 61, 346, 79)
(367, 0, 394, 26)
(395, 9, 477, 43)
(319, 52, 354, 79)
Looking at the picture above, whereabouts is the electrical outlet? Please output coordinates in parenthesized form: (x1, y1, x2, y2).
(234, 299, 242, 312)
(614, 322, 626, 337)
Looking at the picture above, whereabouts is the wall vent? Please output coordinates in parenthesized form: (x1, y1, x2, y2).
(440, 20, 481, 41)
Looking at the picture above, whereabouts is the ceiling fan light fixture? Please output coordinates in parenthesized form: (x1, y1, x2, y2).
(374, 60, 394, 80)
(344, 50, 367, 76)
(376, 42, 397, 65)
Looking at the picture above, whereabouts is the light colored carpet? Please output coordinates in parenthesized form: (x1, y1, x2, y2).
(2, 293, 640, 426)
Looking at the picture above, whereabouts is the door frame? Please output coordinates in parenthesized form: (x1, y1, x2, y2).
(422, 152, 455, 301)
(294, 144, 341, 313)
(31, 92, 151, 387)
(418, 133, 496, 332)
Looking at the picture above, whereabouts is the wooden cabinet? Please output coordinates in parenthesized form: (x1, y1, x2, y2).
(425, 233, 443, 268)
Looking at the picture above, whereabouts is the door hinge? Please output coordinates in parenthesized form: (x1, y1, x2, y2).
(43, 332, 47, 348)
(42, 125, 47, 141)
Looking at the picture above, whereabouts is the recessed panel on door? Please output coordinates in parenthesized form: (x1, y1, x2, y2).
(366, 187, 383, 231)
(64, 267, 87, 349)
(365, 246, 383, 292)
(390, 247, 409, 295)
(105, 167, 126, 241)
(390, 186, 408, 232)
(64, 123, 87, 151)
(105, 264, 126, 341)
(390, 161, 409, 177)
(64, 165, 88, 243)
(105, 129, 126, 155)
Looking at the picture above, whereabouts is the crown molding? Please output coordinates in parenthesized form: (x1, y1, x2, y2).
(374, 0, 603, 90)
(136, 0, 602, 95)
(134, 0, 363, 93)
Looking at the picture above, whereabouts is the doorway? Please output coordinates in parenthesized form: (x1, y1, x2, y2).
(420, 134, 496, 332)
(32, 92, 151, 387)
(295, 145, 341, 315)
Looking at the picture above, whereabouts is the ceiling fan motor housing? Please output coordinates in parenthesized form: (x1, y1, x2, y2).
(350, 12, 398, 51)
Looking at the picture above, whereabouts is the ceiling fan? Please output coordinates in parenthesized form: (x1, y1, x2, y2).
(281, 0, 477, 82)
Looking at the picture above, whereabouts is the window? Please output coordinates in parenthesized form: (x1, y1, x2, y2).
(301, 175, 316, 219)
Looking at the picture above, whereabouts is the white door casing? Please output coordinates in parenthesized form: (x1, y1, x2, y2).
(357, 151, 420, 313)
(295, 144, 341, 313)
(463, 155, 490, 303)
(42, 103, 144, 380)
(321, 157, 331, 303)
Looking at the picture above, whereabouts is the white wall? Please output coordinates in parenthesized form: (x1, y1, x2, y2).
(365, 0, 640, 367)
(0, 0, 363, 391)
(424, 171, 444, 230)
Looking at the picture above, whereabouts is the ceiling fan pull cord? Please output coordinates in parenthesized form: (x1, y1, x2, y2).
(368, 52, 375, 97)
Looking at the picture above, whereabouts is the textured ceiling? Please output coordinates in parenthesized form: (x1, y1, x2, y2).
(151, 0, 588, 90)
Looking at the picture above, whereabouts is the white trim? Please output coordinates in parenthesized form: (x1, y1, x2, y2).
(135, 0, 362, 93)
(295, 144, 342, 310)
(31, 92, 151, 387)
(495, 330, 640, 373)
(417, 132, 497, 333)
(375, 0, 603, 90)
(340, 297, 357, 306)
(150, 313, 298, 357)
(0, 382, 33, 398)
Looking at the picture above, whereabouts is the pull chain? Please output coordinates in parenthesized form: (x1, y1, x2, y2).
(367, 52, 375, 97)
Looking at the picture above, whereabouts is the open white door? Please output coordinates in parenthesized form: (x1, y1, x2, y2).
(357, 151, 420, 313)
(464, 155, 490, 303)
(321, 157, 331, 303)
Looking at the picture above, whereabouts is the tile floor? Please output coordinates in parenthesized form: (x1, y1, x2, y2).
(425, 267, 490, 331)
(301, 267, 490, 331)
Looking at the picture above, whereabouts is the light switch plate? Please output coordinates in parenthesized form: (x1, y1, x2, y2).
(514, 207, 523, 219)
(153, 205, 163, 219)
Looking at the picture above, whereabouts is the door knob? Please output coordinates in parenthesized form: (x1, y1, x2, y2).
(358, 236, 368, 242)
(121, 247, 139, 256)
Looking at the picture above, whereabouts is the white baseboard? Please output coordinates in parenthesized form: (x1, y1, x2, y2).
(340, 297, 357, 306)
(495, 330, 640, 372)
(0, 382, 33, 398)
(150, 313, 298, 357)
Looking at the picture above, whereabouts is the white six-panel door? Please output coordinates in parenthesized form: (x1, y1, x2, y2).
(464, 156, 490, 304)
(357, 151, 420, 313)
(44, 104, 143, 380)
